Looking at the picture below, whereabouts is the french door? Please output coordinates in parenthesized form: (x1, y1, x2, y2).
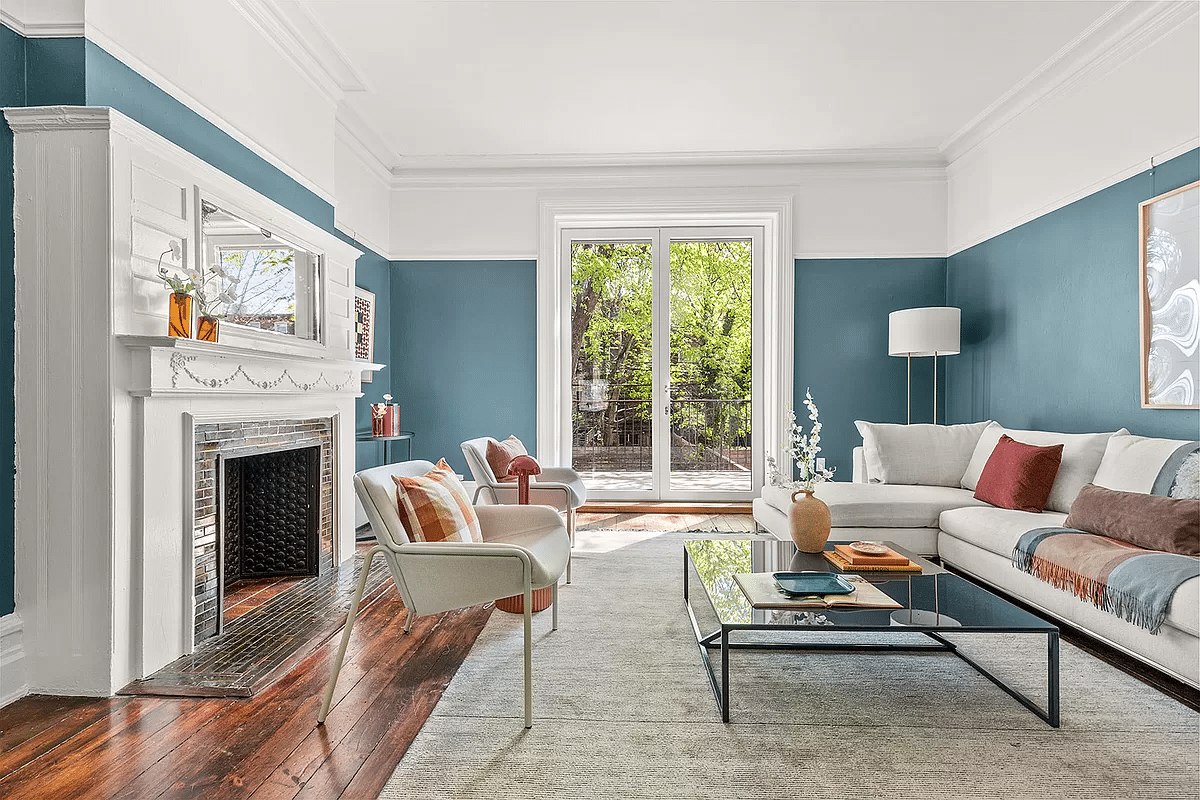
(565, 227, 763, 501)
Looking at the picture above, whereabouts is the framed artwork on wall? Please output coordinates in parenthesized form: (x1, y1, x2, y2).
(1140, 181, 1199, 409)
(354, 286, 375, 383)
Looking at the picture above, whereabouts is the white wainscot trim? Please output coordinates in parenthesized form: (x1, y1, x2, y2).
(118, 336, 383, 397)
(0, 613, 28, 708)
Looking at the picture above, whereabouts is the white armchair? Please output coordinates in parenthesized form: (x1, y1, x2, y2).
(318, 460, 570, 729)
(460, 437, 588, 583)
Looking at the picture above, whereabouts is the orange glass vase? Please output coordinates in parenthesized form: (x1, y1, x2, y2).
(196, 315, 219, 343)
(168, 293, 193, 338)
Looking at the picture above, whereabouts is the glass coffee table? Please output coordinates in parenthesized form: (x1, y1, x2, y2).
(683, 538, 1060, 726)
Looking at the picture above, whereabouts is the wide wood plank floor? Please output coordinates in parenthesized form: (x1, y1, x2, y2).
(0, 591, 490, 800)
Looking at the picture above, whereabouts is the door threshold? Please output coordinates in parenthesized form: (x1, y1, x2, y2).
(580, 501, 752, 515)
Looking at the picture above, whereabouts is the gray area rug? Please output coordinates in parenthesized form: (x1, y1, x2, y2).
(381, 530, 1200, 799)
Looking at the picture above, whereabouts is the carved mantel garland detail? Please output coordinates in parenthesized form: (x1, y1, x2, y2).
(169, 352, 357, 392)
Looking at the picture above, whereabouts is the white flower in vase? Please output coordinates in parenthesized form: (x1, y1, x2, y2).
(766, 388, 836, 492)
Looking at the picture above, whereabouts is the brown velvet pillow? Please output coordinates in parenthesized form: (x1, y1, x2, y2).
(973, 434, 1064, 513)
(485, 435, 527, 480)
(1066, 483, 1200, 556)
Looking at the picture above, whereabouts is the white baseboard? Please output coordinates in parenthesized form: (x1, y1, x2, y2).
(0, 612, 28, 707)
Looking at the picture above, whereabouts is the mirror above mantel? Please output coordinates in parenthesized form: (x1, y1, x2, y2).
(199, 198, 324, 344)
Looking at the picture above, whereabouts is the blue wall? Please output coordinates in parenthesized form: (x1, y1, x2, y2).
(390, 261, 538, 476)
(794, 258, 948, 478)
(946, 149, 1200, 440)
(25, 37, 85, 105)
(343, 233, 395, 471)
(0, 31, 390, 615)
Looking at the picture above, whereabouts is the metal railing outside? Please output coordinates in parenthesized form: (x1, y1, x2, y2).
(571, 385, 750, 474)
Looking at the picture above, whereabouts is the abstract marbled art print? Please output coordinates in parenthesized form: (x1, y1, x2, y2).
(1140, 181, 1199, 408)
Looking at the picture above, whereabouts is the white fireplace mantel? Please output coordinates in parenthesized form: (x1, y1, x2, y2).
(7, 106, 374, 697)
(118, 335, 384, 397)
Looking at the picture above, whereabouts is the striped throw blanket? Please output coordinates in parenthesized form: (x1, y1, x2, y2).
(1013, 528, 1200, 634)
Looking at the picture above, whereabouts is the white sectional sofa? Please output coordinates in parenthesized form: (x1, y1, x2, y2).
(752, 421, 1200, 688)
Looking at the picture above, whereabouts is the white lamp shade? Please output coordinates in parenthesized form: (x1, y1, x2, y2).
(889, 307, 960, 357)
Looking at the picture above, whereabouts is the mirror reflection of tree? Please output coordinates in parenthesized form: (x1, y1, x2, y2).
(219, 248, 297, 333)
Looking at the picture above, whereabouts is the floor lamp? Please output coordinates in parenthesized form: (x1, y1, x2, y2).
(888, 307, 960, 424)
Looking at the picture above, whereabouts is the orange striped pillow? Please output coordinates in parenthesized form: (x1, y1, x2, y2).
(393, 465, 482, 543)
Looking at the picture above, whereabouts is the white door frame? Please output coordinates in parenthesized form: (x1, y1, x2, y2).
(536, 194, 794, 493)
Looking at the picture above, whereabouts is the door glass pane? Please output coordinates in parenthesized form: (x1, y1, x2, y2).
(570, 241, 654, 491)
(669, 240, 753, 492)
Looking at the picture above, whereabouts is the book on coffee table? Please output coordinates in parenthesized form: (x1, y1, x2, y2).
(832, 543, 910, 566)
(823, 549, 923, 573)
(733, 572, 902, 610)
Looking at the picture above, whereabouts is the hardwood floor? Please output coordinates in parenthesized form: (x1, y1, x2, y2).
(0, 591, 491, 800)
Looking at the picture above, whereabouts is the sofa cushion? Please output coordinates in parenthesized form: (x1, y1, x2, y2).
(939, 505, 1070, 560)
(940, 505, 1200, 638)
(1065, 483, 1200, 556)
(762, 482, 986, 528)
(960, 423, 1124, 513)
(854, 420, 991, 486)
(973, 434, 1063, 513)
(1092, 433, 1199, 495)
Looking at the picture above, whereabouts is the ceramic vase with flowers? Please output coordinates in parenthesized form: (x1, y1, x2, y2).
(766, 389, 837, 553)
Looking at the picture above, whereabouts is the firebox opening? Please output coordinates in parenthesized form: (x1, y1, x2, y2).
(199, 445, 323, 643)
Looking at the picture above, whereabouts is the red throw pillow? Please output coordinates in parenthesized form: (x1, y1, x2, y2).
(974, 434, 1064, 513)
(485, 435, 527, 479)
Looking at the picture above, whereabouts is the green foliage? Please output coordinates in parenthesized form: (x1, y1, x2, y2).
(570, 239, 753, 454)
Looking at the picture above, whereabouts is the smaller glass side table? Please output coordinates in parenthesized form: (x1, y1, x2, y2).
(357, 431, 415, 464)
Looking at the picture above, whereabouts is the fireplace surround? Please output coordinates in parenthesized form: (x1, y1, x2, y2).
(7, 107, 379, 697)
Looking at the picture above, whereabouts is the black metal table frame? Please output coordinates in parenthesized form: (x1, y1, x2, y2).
(683, 547, 1060, 727)
(358, 431, 415, 465)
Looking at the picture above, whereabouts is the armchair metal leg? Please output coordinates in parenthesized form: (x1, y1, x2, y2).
(566, 507, 575, 585)
(318, 545, 383, 725)
(403, 610, 416, 634)
(523, 583, 533, 729)
(551, 581, 559, 632)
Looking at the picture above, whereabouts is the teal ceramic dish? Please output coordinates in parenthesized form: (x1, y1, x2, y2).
(772, 571, 856, 596)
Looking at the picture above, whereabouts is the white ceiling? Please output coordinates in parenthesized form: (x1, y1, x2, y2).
(294, 0, 1117, 161)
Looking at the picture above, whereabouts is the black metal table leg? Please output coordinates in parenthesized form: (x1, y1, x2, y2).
(721, 626, 730, 723)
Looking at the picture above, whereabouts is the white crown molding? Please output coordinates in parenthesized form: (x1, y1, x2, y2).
(1, 6, 84, 37)
(332, 221, 390, 263)
(273, 1, 373, 94)
(335, 105, 397, 184)
(226, 0, 368, 107)
(81, 25, 339, 207)
(390, 148, 946, 189)
(942, 1, 1199, 164)
(947, 137, 1200, 256)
